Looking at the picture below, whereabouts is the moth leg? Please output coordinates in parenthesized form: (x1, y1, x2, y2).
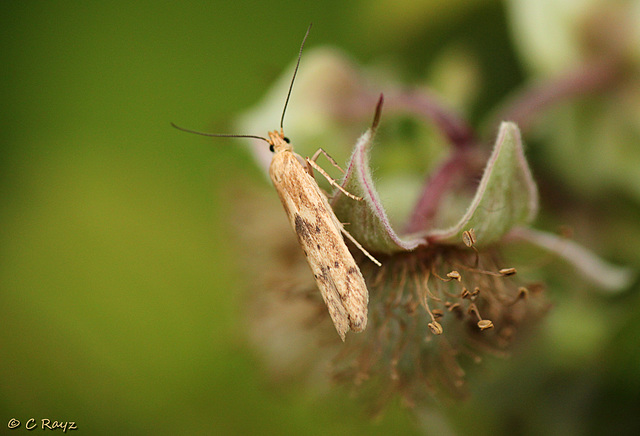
(310, 148, 346, 174)
(306, 158, 362, 201)
(340, 226, 382, 267)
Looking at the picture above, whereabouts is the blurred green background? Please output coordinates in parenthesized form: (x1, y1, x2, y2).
(2, 1, 639, 435)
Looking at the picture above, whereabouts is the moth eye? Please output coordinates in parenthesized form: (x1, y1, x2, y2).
(283, 137, 290, 143)
(269, 144, 275, 152)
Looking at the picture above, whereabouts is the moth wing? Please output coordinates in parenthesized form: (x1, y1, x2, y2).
(269, 151, 368, 340)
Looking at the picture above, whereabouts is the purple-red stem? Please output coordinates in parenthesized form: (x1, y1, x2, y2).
(386, 90, 477, 149)
(486, 58, 621, 135)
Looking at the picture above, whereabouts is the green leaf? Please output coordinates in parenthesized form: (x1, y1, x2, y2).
(426, 122, 539, 245)
(331, 126, 426, 254)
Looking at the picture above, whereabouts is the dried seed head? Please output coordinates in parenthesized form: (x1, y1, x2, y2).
(447, 270, 462, 281)
(500, 267, 517, 276)
(462, 228, 477, 247)
(428, 321, 444, 335)
(517, 287, 528, 299)
(467, 303, 481, 319)
(239, 192, 549, 407)
(477, 319, 494, 330)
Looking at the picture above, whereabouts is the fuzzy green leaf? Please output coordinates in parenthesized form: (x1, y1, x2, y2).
(426, 122, 539, 245)
(331, 127, 426, 254)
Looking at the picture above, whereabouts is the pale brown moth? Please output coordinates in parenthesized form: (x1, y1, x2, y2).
(172, 24, 381, 341)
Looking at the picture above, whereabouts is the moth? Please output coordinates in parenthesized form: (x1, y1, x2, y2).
(172, 24, 381, 340)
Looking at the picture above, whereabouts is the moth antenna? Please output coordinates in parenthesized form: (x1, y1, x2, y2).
(170, 122, 270, 143)
(280, 23, 312, 131)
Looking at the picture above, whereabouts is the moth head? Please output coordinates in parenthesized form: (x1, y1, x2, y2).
(269, 136, 290, 153)
(267, 130, 292, 153)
